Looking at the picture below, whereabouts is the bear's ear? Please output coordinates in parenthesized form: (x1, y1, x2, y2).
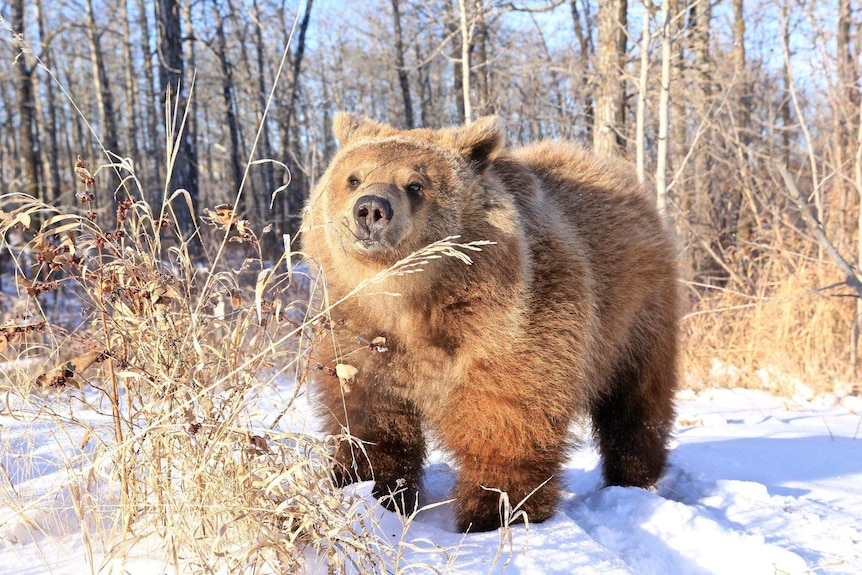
(333, 112, 392, 145)
(447, 116, 505, 170)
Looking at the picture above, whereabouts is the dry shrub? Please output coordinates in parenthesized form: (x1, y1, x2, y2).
(682, 248, 856, 398)
(0, 157, 467, 573)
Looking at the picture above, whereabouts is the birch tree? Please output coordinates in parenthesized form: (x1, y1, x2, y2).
(656, 0, 671, 217)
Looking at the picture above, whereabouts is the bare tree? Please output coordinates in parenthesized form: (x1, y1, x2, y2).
(136, 0, 162, 187)
(208, 0, 243, 197)
(156, 0, 199, 246)
(855, 94, 862, 375)
(729, 0, 754, 244)
(457, 0, 474, 124)
(278, 0, 314, 242)
(85, 0, 122, 204)
(473, 12, 494, 116)
(635, 1, 652, 184)
(34, 0, 62, 203)
(11, 0, 43, 199)
(251, 0, 276, 211)
(444, 0, 466, 123)
(685, 0, 714, 277)
(834, 0, 858, 229)
(415, 39, 434, 126)
(391, 0, 415, 128)
(119, 0, 142, 192)
(656, 0, 672, 217)
(569, 0, 594, 132)
(594, 0, 627, 156)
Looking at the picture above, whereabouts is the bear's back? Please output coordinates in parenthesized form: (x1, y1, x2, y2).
(506, 141, 673, 273)
(503, 141, 677, 357)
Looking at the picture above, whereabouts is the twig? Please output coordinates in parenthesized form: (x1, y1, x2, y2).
(821, 416, 834, 442)
(778, 164, 862, 298)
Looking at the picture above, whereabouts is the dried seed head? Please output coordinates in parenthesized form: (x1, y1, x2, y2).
(74, 155, 96, 187)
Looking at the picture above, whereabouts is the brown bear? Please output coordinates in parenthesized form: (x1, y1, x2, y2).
(301, 113, 678, 533)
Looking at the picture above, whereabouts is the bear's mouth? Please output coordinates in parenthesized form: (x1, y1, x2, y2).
(339, 214, 399, 253)
(340, 224, 396, 257)
(356, 238, 385, 250)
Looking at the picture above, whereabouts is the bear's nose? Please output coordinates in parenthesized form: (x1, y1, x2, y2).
(352, 195, 393, 240)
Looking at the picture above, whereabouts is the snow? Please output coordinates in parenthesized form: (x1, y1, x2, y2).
(1, 385, 860, 574)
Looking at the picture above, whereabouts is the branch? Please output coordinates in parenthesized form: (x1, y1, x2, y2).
(504, 0, 566, 13)
(778, 164, 862, 298)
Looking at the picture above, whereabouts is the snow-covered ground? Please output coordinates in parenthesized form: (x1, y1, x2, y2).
(1, 384, 861, 574)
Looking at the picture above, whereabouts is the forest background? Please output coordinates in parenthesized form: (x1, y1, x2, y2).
(3, 0, 862, 396)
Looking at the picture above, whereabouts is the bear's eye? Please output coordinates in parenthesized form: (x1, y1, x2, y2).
(406, 183, 423, 194)
(348, 176, 361, 188)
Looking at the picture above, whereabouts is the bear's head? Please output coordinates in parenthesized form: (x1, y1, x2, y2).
(303, 113, 505, 268)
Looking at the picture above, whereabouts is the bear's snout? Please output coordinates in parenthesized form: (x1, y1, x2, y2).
(352, 195, 393, 241)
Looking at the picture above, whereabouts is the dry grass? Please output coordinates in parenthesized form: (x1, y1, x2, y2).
(0, 151, 500, 573)
(681, 249, 858, 398)
(0, 26, 522, 572)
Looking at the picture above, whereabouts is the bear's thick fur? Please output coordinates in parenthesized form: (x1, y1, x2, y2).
(301, 113, 678, 532)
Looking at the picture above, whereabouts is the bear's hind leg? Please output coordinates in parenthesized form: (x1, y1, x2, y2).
(590, 333, 677, 489)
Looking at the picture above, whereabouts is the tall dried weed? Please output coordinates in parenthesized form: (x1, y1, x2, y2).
(682, 248, 857, 398)
(0, 142, 492, 572)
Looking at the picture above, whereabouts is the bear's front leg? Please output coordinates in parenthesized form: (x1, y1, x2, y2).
(317, 376, 426, 515)
(452, 458, 563, 532)
(436, 391, 569, 532)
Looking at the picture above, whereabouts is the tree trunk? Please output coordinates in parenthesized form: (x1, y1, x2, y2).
(35, 0, 61, 203)
(415, 42, 433, 126)
(570, 0, 592, 61)
(635, 3, 650, 185)
(731, 0, 754, 244)
(0, 77, 14, 190)
(570, 0, 594, 134)
(227, 0, 257, 207)
(836, 0, 856, 243)
(656, 0, 671, 217)
(780, 5, 792, 166)
(119, 0, 142, 194)
(136, 0, 161, 188)
(668, 0, 686, 195)
(474, 16, 493, 117)
(838, 0, 856, 144)
(278, 0, 314, 242)
(252, 0, 276, 219)
(157, 0, 199, 246)
(446, 0, 466, 124)
(86, 0, 123, 214)
(390, 0, 414, 128)
(854, 93, 862, 375)
(11, 0, 43, 199)
(689, 0, 713, 278)
(212, 2, 243, 199)
(594, 0, 627, 156)
(457, 0, 473, 124)
(181, 0, 202, 210)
